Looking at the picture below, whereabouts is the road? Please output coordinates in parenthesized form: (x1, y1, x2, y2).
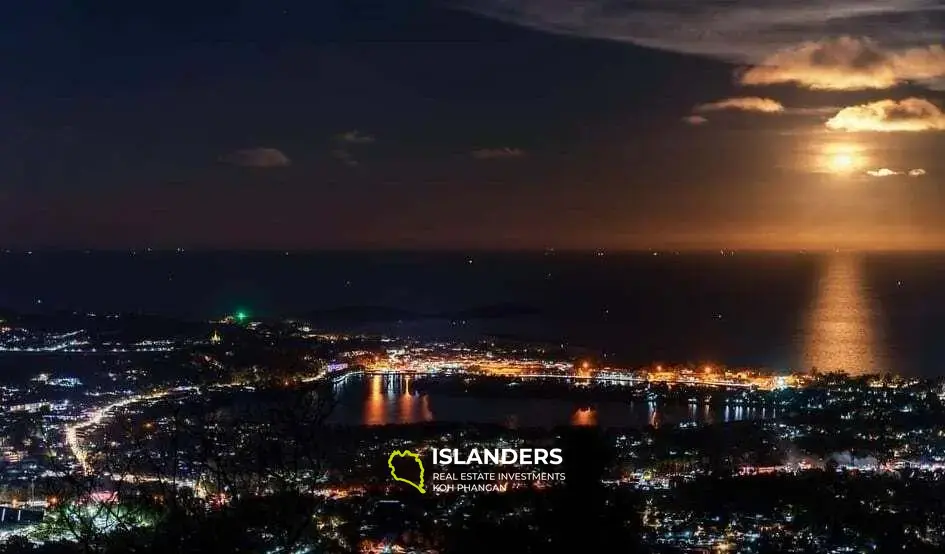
(64, 386, 199, 475)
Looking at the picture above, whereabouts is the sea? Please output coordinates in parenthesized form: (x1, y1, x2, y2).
(0, 250, 943, 377)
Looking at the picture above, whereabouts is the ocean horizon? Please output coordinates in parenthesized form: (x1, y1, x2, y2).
(1, 250, 943, 376)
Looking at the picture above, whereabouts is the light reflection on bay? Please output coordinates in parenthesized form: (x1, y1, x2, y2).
(571, 407, 597, 426)
(337, 375, 769, 427)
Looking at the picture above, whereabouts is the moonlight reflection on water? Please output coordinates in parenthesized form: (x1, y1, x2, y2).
(802, 254, 886, 375)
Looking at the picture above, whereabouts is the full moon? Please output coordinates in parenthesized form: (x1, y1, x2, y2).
(822, 144, 865, 174)
(829, 153, 856, 172)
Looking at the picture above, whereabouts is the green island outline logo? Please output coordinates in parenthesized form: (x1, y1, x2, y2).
(387, 449, 426, 493)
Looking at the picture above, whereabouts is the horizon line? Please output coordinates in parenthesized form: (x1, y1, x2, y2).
(3, 246, 945, 254)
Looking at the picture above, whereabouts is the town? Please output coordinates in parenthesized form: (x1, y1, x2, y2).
(1, 311, 945, 552)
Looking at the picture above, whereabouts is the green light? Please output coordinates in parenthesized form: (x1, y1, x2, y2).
(235, 310, 248, 322)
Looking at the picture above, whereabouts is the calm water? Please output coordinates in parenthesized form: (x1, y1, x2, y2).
(328, 374, 771, 428)
(0, 251, 943, 375)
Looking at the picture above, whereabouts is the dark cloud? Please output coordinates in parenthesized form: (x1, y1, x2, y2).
(220, 147, 290, 168)
(457, 0, 945, 75)
(337, 130, 376, 144)
(471, 147, 526, 160)
(332, 130, 375, 167)
(332, 149, 360, 167)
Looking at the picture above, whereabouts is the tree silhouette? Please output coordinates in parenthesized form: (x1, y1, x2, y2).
(542, 426, 645, 552)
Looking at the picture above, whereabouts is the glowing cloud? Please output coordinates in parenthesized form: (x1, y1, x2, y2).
(825, 98, 945, 132)
(683, 115, 709, 125)
(865, 167, 927, 177)
(866, 168, 899, 177)
(694, 97, 784, 113)
(740, 37, 945, 90)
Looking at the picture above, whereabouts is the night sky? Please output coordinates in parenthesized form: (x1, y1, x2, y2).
(2, 0, 945, 250)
